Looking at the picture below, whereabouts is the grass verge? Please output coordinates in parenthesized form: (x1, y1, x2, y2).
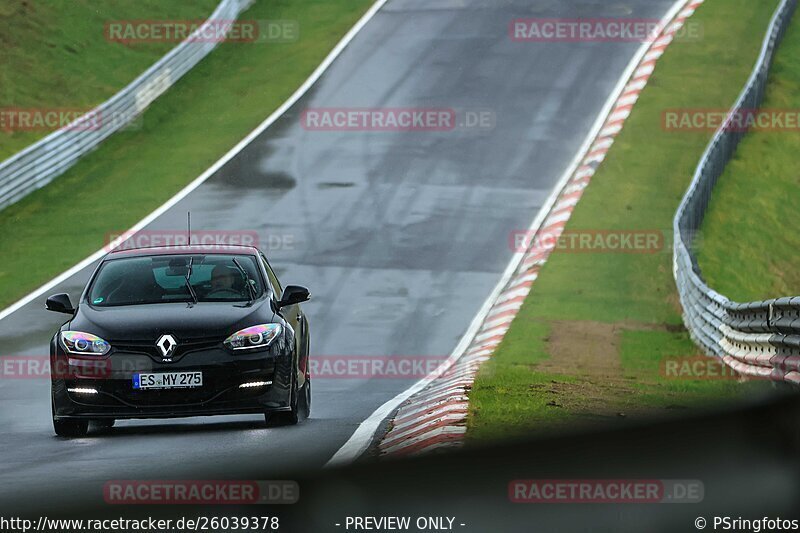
(0, 0, 218, 159)
(0, 0, 374, 309)
(695, 10, 800, 301)
(467, 0, 783, 444)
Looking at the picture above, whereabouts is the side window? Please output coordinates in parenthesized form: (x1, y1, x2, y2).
(261, 254, 283, 296)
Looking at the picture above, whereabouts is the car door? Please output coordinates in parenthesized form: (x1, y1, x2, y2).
(260, 253, 308, 380)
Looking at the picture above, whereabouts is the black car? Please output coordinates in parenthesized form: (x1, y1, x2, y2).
(46, 245, 311, 437)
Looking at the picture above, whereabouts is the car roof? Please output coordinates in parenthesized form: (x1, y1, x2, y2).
(105, 245, 261, 259)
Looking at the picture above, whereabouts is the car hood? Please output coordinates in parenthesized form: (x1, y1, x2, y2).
(68, 301, 275, 342)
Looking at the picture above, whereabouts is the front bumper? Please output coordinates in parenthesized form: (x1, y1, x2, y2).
(51, 339, 294, 420)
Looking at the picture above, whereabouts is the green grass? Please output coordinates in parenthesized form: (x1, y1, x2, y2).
(0, 0, 219, 159)
(467, 0, 783, 444)
(695, 13, 800, 302)
(0, 0, 373, 308)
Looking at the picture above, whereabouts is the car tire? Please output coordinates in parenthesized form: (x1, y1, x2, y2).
(300, 334, 311, 419)
(265, 374, 301, 427)
(51, 382, 89, 437)
(299, 377, 311, 420)
(53, 417, 90, 438)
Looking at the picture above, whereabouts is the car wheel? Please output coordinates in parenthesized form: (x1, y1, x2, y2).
(300, 334, 311, 419)
(265, 374, 300, 427)
(51, 382, 89, 438)
(53, 417, 90, 438)
(299, 377, 311, 419)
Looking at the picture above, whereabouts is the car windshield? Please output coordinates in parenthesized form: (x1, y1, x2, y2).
(88, 254, 265, 306)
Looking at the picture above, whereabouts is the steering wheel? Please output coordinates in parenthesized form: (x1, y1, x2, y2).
(206, 288, 241, 298)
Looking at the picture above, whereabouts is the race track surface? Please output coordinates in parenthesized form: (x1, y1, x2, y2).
(0, 0, 676, 509)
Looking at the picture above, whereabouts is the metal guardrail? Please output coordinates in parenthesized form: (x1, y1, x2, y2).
(674, 0, 800, 384)
(0, 0, 252, 210)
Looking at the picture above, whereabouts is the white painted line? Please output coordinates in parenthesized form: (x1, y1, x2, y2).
(326, 0, 692, 468)
(0, 0, 392, 324)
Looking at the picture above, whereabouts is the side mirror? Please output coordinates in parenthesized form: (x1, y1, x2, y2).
(277, 285, 310, 309)
(46, 293, 75, 314)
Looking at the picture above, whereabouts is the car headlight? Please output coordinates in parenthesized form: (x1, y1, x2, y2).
(224, 324, 282, 351)
(60, 331, 111, 356)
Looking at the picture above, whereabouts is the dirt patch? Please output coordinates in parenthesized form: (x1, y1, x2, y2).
(538, 320, 623, 379)
(532, 320, 666, 421)
(666, 289, 686, 318)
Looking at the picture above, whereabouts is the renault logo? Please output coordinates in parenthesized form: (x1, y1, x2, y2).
(156, 334, 178, 358)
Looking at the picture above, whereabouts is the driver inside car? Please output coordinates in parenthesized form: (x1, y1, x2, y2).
(208, 265, 241, 297)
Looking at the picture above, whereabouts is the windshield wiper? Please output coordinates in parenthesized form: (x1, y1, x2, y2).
(232, 258, 257, 304)
(184, 257, 198, 305)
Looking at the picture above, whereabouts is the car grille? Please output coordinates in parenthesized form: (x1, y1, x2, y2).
(111, 337, 222, 361)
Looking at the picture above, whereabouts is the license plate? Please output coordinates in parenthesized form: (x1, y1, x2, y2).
(133, 372, 203, 390)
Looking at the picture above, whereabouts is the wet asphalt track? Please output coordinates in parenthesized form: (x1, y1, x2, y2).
(0, 0, 677, 509)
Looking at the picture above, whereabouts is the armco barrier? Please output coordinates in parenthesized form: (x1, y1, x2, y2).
(0, 0, 252, 210)
(673, 0, 800, 385)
